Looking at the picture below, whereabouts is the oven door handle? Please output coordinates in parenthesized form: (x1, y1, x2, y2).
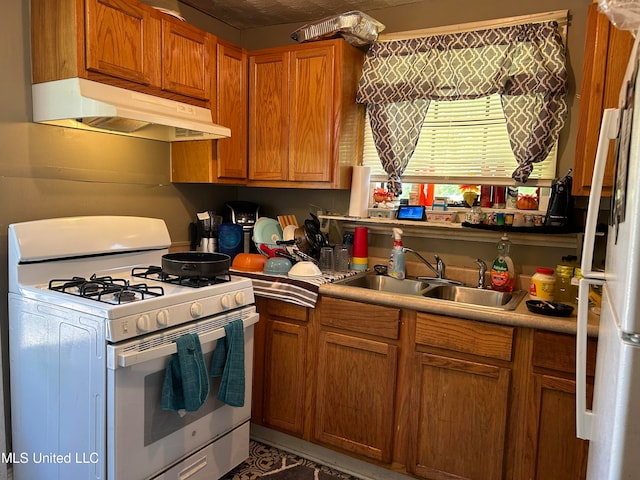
(111, 314, 258, 368)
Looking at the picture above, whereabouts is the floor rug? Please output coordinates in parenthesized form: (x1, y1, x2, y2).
(220, 440, 360, 480)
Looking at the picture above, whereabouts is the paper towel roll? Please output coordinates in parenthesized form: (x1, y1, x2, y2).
(348, 166, 371, 217)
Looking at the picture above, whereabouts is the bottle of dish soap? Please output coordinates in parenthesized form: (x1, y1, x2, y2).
(387, 228, 406, 279)
(490, 234, 515, 292)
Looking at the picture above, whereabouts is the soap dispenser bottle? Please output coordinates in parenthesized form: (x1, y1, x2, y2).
(388, 228, 406, 279)
(490, 234, 515, 292)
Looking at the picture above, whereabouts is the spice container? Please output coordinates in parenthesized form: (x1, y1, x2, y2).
(571, 267, 582, 304)
(555, 264, 575, 303)
(530, 267, 556, 301)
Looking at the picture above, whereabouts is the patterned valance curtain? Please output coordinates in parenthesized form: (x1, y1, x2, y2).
(356, 21, 568, 195)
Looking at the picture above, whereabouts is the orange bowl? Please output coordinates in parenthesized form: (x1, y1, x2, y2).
(232, 253, 267, 272)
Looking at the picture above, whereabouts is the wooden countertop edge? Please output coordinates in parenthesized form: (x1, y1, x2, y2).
(318, 283, 601, 337)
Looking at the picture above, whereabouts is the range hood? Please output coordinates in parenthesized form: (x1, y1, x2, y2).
(32, 78, 231, 142)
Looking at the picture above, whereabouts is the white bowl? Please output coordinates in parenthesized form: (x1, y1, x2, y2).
(288, 261, 322, 278)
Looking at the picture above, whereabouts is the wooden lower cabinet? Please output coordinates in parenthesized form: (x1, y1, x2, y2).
(314, 297, 400, 463)
(409, 353, 511, 480)
(517, 330, 596, 480)
(409, 313, 514, 480)
(253, 297, 309, 437)
(252, 296, 596, 480)
(314, 330, 398, 462)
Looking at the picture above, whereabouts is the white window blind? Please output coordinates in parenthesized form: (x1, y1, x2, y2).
(363, 94, 558, 184)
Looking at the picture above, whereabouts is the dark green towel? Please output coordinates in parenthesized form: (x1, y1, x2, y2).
(162, 333, 210, 412)
(211, 319, 245, 407)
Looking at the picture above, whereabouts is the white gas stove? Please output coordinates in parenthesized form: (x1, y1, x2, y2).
(8, 216, 258, 480)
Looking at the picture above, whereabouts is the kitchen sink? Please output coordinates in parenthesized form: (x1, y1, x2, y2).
(422, 284, 526, 310)
(337, 274, 430, 294)
(335, 273, 525, 311)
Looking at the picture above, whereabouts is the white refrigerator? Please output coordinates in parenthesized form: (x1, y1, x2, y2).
(576, 17, 640, 479)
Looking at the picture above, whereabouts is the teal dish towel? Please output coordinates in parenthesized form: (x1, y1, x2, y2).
(162, 333, 210, 412)
(211, 319, 245, 407)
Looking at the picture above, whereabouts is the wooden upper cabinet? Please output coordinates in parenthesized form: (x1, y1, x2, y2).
(248, 39, 365, 189)
(573, 4, 634, 196)
(84, 0, 160, 86)
(216, 40, 248, 180)
(161, 18, 213, 101)
(289, 46, 334, 182)
(171, 39, 247, 184)
(32, 0, 214, 107)
(249, 51, 290, 182)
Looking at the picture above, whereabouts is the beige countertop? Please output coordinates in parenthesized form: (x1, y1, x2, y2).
(319, 279, 601, 337)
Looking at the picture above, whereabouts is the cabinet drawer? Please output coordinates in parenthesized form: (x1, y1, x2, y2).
(416, 313, 514, 361)
(533, 330, 596, 376)
(318, 297, 400, 340)
(265, 299, 309, 323)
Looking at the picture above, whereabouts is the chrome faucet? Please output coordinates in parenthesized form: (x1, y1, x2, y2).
(403, 248, 445, 279)
(475, 258, 487, 289)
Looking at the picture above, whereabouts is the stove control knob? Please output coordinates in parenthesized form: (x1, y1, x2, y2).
(221, 295, 231, 309)
(190, 302, 203, 318)
(156, 309, 170, 326)
(234, 291, 245, 305)
(136, 314, 153, 332)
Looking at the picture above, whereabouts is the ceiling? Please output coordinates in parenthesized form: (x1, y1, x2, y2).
(179, 0, 417, 30)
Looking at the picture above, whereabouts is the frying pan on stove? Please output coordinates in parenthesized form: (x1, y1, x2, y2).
(162, 252, 230, 278)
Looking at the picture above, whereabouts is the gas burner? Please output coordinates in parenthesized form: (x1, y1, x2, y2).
(131, 266, 231, 288)
(114, 291, 137, 303)
(49, 275, 164, 304)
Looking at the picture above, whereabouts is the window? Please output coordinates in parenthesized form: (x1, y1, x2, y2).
(363, 94, 558, 185)
(357, 10, 568, 191)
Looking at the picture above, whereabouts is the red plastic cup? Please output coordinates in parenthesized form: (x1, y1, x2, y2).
(352, 227, 369, 258)
(480, 185, 492, 208)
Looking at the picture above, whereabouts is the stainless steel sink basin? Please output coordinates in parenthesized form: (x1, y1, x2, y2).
(334, 274, 525, 311)
(337, 274, 429, 294)
(422, 284, 526, 310)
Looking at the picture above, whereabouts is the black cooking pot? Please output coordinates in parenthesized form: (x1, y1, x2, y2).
(162, 252, 230, 277)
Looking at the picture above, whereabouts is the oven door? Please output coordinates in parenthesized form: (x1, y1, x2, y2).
(106, 306, 258, 480)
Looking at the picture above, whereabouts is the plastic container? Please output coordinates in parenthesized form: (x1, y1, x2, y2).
(530, 267, 556, 301)
(555, 264, 575, 303)
(387, 228, 406, 279)
(490, 235, 515, 292)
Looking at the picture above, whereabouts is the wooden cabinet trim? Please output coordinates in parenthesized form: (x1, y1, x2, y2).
(416, 312, 514, 361)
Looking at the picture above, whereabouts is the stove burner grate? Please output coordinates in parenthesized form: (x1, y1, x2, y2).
(132, 266, 232, 288)
(49, 274, 164, 304)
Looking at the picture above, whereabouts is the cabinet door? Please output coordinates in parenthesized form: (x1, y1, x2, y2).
(289, 45, 334, 182)
(263, 319, 307, 436)
(521, 374, 590, 480)
(573, 4, 634, 196)
(248, 52, 290, 181)
(161, 18, 213, 101)
(408, 353, 511, 480)
(84, 0, 161, 86)
(314, 331, 397, 463)
(216, 40, 248, 180)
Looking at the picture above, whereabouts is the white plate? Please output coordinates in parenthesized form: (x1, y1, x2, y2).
(283, 224, 297, 241)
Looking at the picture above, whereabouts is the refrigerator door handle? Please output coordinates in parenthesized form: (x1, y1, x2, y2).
(576, 277, 603, 440)
(580, 108, 620, 280)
